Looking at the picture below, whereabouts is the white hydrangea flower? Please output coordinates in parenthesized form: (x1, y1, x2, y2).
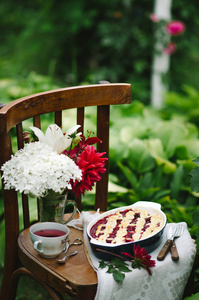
(1, 142, 82, 198)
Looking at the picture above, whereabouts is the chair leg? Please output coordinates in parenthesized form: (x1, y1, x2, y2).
(6, 267, 64, 300)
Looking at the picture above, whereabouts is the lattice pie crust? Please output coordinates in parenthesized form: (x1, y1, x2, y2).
(90, 208, 164, 244)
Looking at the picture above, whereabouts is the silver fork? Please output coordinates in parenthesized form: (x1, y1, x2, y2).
(170, 224, 185, 261)
(175, 223, 185, 237)
(157, 223, 185, 261)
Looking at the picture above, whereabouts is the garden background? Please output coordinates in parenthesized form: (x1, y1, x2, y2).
(1, 0, 199, 299)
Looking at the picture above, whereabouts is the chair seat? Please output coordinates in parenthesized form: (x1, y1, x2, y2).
(18, 218, 98, 299)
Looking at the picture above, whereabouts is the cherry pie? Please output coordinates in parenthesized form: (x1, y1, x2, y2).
(90, 208, 163, 244)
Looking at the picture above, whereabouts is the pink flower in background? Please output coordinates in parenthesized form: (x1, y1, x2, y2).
(149, 13, 159, 23)
(166, 21, 185, 36)
(163, 42, 177, 55)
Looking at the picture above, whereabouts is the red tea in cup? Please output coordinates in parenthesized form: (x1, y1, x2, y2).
(34, 229, 66, 238)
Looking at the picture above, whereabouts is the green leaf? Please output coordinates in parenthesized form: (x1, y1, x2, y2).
(132, 261, 141, 269)
(193, 208, 199, 227)
(175, 145, 189, 160)
(118, 265, 131, 273)
(158, 157, 177, 174)
(140, 187, 159, 199)
(154, 122, 187, 158)
(145, 138, 167, 160)
(139, 172, 154, 190)
(146, 139, 177, 174)
(190, 166, 199, 192)
(153, 189, 170, 201)
(185, 140, 199, 158)
(110, 257, 128, 267)
(195, 230, 199, 253)
(99, 260, 106, 269)
(170, 165, 184, 199)
(193, 157, 199, 166)
(127, 139, 156, 173)
(112, 269, 125, 284)
(117, 161, 138, 189)
(107, 264, 115, 274)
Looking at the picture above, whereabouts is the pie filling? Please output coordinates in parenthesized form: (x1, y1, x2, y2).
(90, 208, 164, 244)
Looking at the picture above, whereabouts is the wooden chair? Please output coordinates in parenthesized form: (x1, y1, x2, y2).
(0, 83, 131, 300)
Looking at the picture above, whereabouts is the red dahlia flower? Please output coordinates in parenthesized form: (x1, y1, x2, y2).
(67, 134, 101, 160)
(71, 145, 107, 196)
(122, 244, 155, 275)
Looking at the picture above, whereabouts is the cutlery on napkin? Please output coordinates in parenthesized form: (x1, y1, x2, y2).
(157, 224, 185, 261)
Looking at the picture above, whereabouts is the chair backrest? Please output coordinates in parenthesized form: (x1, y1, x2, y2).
(0, 83, 131, 251)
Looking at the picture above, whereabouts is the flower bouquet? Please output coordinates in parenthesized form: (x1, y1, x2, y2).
(1, 124, 107, 223)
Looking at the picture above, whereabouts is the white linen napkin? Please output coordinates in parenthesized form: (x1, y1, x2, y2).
(68, 212, 196, 300)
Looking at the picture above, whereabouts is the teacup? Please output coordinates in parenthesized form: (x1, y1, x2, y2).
(30, 222, 69, 258)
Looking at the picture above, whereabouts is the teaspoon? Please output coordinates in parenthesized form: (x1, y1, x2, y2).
(56, 250, 78, 264)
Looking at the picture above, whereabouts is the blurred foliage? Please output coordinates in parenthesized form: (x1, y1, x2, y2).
(0, 72, 60, 104)
(1, 0, 199, 296)
(0, 0, 199, 103)
(170, 1, 199, 92)
(161, 85, 199, 127)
